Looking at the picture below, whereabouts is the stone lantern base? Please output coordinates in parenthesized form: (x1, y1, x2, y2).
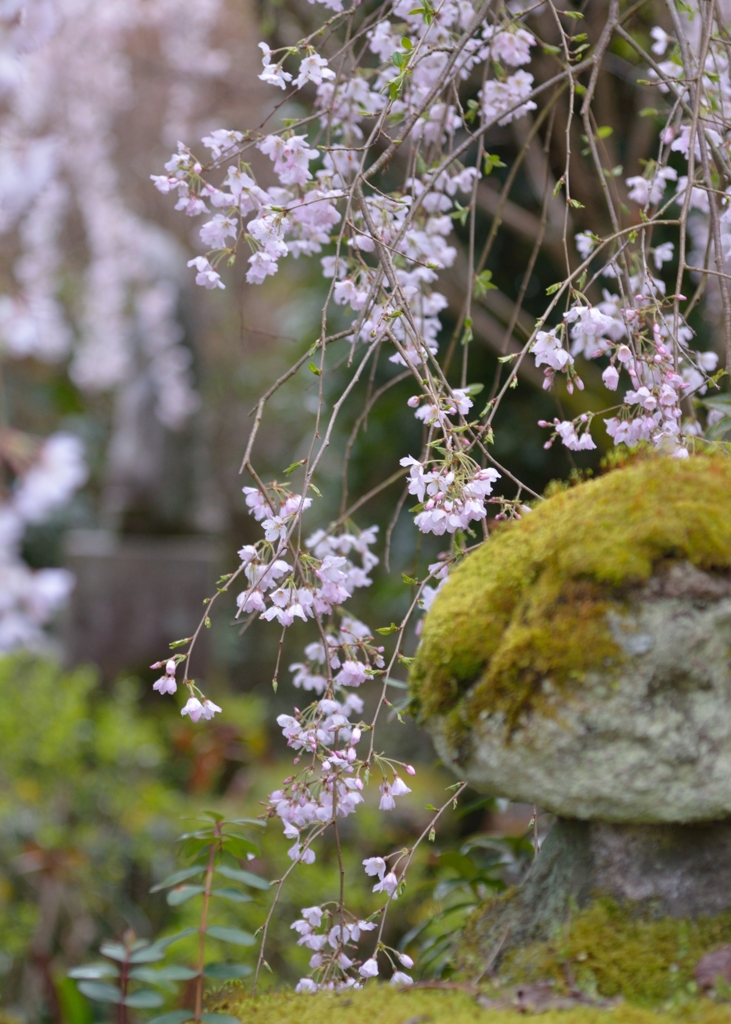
(461, 817, 731, 975)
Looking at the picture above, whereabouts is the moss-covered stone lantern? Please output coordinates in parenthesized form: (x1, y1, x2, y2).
(410, 456, 731, 979)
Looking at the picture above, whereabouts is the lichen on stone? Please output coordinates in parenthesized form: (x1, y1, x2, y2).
(409, 455, 731, 738)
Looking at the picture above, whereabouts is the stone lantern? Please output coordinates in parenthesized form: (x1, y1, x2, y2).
(410, 456, 731, 971)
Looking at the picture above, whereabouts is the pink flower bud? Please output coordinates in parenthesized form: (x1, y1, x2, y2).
(405, 764, 415, 776)
(602, 365, 619, 391)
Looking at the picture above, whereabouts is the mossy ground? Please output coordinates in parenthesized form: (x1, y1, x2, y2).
(410, 455, 731, 738)
(494, 900, 731, 1007)
(210, 984, 731, 1024)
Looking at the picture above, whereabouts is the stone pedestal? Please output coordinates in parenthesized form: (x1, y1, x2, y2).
(465, 818, 731, 968)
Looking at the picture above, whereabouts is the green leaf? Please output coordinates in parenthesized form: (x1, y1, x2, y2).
(206, 926, 255, 947)
(167, 885, 206, 907)
(402, 574, 418, 585)
(178, 827, 216, 840)
(464, 382, 484, 396)
(567, 198, 584, 209)
(464, 98, 479, 124)
(700, 394, 731, 412)
(562, 8, 583, 16)
(200, 809, 226, 822)
(150, 867, 205, 893)
(474, 270, 497, 298)
(148, 1013, 193, 1024)
(439, 851, 477, 877)
(450, 201, 469, 226)
(203, 963, 253, 980)
(375, 622, 399, 635)
(77, 981, 123, 1003)
(130, 965, 199, 983)
(483, 153, 506, 175)
(706, 417, 731, 441)
(220, 836, 260, 860)
(180, 837, 216, 859)
(169, 637, 192, 649)
(69, 963, 119, 980)
(124, 990, 165, 1009)
(308, 361, 321, 375)
(129, 945, 167, 964)
(201, 1015, 241, 1024)
(596, 125, 613, 139)
(212, 887, 253, 903)
(409, 1, 434, 23)
(99, 942, 128, 962)
(401, 37, 412, 49)
(156, 928, 199, 950)
(546, 282, 562, 295)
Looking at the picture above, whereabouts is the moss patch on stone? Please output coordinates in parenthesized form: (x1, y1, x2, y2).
(207, 982, 731, 1024)
(496, 899, 731, 1008)
(409, 455, 731, 735)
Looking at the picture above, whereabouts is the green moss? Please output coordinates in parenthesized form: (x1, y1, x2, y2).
(410, 455, 731, 734)
(499, 899, 731, 1008)
(208, 983, 731, 1024)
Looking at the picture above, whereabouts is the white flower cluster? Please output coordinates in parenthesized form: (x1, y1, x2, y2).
(401, 455, 500, 536)
(290, 891, 415, 992)
(533, 14, 730, 458)
(235, 488, 378, 626)
(290, 616, 382, 696)
(1, 0, 208, 426)
(536, 272, 717, 458)
(0, 432, 86, 650)
(291, 905, 378, 991)
(158, 11, 541, 379)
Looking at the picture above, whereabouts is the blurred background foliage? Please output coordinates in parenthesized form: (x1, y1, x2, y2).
(0, 654, 537, 1022)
